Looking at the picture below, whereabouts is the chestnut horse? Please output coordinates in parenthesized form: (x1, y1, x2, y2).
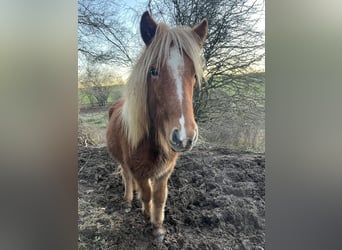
(106, 11, 208, 240)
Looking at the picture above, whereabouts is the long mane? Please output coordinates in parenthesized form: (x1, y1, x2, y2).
(121, 23, 204, 149)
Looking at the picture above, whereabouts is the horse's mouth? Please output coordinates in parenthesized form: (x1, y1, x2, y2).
(170, 143, 193, 153)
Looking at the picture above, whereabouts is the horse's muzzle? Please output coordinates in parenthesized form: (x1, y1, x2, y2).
(170, 128, 196, 152)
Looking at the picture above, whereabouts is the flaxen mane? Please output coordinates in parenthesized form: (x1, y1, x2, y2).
(121, 23, 205, 149)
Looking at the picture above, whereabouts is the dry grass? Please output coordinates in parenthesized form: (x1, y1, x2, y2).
(78, 110, 264, 153)
(199, 123, 265, 152)
(78, 112, 108, 147)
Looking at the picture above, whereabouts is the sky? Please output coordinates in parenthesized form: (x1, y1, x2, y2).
(121, 0, 265, 34)
(79, 0, 265, 79)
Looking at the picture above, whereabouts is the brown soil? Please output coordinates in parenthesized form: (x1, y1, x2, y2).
(78, 144, 265, 250)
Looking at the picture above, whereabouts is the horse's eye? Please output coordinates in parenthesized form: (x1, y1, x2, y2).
(150, 68, 158, 77)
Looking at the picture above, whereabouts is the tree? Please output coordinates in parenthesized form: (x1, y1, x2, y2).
(146, 0, 265, 121)
(79, 63, 114, 107)
(78, 0, 136, 66)
(78, 0, 265, 125)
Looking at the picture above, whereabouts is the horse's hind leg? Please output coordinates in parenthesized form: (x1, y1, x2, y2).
(135, 178, 152, 220)
(120, 165, 134, 212)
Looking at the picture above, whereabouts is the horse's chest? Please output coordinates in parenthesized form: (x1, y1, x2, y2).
(128, 147, 177, 179)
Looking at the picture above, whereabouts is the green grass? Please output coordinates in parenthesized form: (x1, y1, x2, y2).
(78, 84, 125, 146)
(78, 84, 125, 106)
(78, 111, 108, 146)
(79, 112, 108, 129)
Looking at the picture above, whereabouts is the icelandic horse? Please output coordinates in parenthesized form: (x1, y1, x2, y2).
(106, 11, 208, 241)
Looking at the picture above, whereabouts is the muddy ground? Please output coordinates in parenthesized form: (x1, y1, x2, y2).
(78, 144, 265, 250)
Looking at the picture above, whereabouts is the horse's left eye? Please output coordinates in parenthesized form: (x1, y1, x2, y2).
(150, 68, 158, 77)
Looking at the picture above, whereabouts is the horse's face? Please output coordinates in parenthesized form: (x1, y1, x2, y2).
(141, 12, 208, 152)
(148, 48, 197, 152)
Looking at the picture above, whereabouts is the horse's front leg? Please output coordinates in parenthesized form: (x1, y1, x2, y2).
(151, 173, 170, 239)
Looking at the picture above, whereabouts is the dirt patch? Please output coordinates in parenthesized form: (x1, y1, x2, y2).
(78, 144, 265, 249)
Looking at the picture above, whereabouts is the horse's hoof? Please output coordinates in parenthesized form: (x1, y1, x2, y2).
(123, 202, 131, 213)
(154, 234, 164, 244)
(152, 226, 166, 243)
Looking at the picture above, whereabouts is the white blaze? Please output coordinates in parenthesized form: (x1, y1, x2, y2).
(179, 115, 186, 141)
(167, 47, 184, 103)
(167, 47, 186, 141)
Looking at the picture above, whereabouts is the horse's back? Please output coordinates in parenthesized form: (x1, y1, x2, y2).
(108, 105, 114, 118)
(107, 98, 124, 121)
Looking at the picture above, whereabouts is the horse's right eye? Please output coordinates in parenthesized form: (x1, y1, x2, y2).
(150, 68, 158, 77)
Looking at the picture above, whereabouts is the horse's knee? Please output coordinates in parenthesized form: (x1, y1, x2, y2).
(153, 178, 168, 203)
(121, 166, 132, 181)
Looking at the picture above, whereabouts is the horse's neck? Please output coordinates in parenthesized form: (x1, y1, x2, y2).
(147, 123, 174, 158)
(147, 123, 160, 148)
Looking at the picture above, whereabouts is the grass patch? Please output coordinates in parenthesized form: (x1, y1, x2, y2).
(79, 112, 108, 129)
(79, 111, 108, 146)
(79, 84, 125, 106)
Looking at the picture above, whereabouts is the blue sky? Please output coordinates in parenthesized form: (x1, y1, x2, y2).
(79, 0, 265, 78)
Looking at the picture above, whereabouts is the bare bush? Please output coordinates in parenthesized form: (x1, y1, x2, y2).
(79, 63, 118, 107)
(78, 0, 135, 66)
(147, 0, 265, 122)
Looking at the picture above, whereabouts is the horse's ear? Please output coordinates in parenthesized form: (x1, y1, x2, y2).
(140, 11, 157, 46)
(192, 19, 208, 46)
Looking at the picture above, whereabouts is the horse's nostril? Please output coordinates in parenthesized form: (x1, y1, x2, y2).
(186, 138, 193, 148)
(172, 129, 179, 144)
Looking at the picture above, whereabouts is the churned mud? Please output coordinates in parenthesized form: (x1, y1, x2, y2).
(78, 144, 265, 249)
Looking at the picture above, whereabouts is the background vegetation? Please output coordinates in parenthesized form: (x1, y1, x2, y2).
(78, 0, 265, 152)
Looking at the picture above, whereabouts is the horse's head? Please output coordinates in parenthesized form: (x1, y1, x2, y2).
(140, 12, 208, 152)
